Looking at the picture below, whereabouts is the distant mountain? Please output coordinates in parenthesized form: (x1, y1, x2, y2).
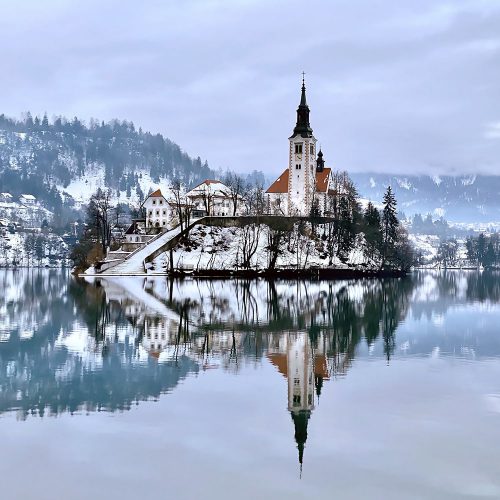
(351, 173, 500, 223)
(0, 113, 215, 212)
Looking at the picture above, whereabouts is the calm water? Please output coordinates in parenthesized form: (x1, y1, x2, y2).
(1, 270, 500, 499)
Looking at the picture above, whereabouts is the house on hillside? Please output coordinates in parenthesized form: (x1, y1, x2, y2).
(124, 219, 146, 243)
(19, 194, 36, 205)
(186, 179, 243, 217)
(142, 189, 172, 229)
(265, 77, 346, 216)
(0, 193, 13, 203)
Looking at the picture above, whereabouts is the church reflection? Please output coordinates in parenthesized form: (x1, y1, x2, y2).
(5, 270, 500, 471)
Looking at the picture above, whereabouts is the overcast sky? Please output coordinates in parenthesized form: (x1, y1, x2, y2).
(1, 0, 500, 176)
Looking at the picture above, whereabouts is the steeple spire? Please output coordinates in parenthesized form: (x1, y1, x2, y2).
(291, 410, 311, 478)
(292, 73, 313, 138)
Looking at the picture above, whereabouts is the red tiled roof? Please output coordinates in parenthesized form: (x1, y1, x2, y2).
(149, 189, 164, 198)
(266, 168, 331, 194)
(266, 169, 289, 193)
(316, 168, 331, 193)
(267, 353, 288, 378)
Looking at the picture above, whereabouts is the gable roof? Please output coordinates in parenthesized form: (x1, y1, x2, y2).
(148, 188, 164, 198)
(315, 168, 331, 193)
(266, 168, 332, 194)
(266, 169, 289, 194)
(187, 179, 231, 197)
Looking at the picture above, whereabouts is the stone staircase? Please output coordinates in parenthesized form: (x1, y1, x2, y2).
(96, 225, 185, 275)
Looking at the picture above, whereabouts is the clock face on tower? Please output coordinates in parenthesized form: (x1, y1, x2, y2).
(295, 154, 302, 161)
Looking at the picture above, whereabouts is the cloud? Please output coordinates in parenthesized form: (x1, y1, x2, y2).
(1, 0, 500, 176)
(485, 122, 500, 139)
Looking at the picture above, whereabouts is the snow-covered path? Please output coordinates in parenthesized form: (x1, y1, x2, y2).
(98, 226, 184, 275)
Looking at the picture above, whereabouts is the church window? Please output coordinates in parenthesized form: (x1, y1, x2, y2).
(294, 378, 300, 386)
(310, 144, 314, 155)
(295, 164, 301, 170)
(308, 394, 313, 405)
(293, 395, 301, 405)
(294, 143, 303, 154)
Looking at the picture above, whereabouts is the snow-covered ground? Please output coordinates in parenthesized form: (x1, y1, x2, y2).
(0, 200, 53, 227)
(0, 231, 69, 267)
(151, 223, 375, 272)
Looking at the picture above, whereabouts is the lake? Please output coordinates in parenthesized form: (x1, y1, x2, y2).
(1, 269, 500, 499)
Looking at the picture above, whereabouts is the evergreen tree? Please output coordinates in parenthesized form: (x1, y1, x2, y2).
(381, 186, 399, 266)
(484, 241, 496, 269)
(477, 233, 487, 265)
(363, 202, 382, 259)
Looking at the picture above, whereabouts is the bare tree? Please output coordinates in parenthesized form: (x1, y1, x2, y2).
(266, 226, 287, 270)
(170, 180, 193, 232)
(239, 224, 262, 269)
(223, 172, 245, 216)
(87, 188, 116, 254)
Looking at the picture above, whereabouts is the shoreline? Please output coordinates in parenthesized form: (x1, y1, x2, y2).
(82, 267, 408, 279)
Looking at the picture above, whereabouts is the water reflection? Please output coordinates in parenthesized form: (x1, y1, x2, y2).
(2, 270, 500, 471)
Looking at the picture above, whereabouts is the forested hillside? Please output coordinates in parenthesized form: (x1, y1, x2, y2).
(0, 113, 214, 211)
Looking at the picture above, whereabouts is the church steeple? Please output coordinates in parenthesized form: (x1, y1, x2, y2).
(292, 73, 313, 138)
(316, 148, 325, 172)
(291, 410, 311, 477)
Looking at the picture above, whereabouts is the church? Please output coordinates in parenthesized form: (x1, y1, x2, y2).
(266, 77, 338, 216)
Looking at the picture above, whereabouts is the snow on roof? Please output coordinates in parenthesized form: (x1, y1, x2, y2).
(187, 179, 231, 197)
(20, 194, 36, 200)
(0, 193, 12, 198)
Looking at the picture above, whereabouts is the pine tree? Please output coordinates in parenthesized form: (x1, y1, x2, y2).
(381, 186, 399, 266)
(364, 202, 382, 259)
(477, 233, 487, 265)
(484, 241, 496, 269)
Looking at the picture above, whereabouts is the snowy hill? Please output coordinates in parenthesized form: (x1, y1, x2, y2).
(0, 114, 215, 213)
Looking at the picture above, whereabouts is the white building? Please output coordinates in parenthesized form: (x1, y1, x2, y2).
(186, 179, 242, 217)
(142, 188, 172, 229)
(266, 78, 340, 216)
(0, 193, 13, 203)
(19, 194, 36, 205)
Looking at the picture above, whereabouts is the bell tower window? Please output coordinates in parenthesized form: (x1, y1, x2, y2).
(294, 143, 303, 154)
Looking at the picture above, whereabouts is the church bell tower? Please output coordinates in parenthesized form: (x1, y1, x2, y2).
(288, 74, 317, 215)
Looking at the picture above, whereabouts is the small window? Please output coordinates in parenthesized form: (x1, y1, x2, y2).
(310, 144, 314, 155)
(152, 200, 156, 205)
(136, 236, 139, 242)
(162, 221, 166, 225)
(163, 210, 166, 215)
(294, 143, 303, 154)
(148, 210, 153, 216)
(159, 200, 163, 205)
(156, 210, 160, 215)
